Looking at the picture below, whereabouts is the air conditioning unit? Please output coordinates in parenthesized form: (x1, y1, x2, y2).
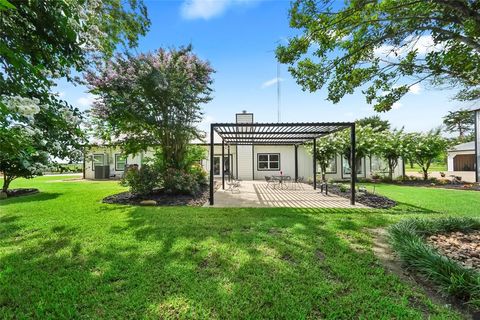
(94, 165, 110, 179)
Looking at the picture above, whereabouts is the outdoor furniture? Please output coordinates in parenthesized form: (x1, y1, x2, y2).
(227, 178, 241, 193)
(265, 176, 278, 188)
(272, 175, 292, 189)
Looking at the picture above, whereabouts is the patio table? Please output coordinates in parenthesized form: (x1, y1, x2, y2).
(272, 175, 292, 189)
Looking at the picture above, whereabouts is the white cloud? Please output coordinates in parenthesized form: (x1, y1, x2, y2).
(261, 77, 283, 89)
(181, 0, 259, 20)
(76, 94, 96, 108)
(392, 102, 402, 110)
(409, 83, 421, 95)
(374, 35, 444, 59)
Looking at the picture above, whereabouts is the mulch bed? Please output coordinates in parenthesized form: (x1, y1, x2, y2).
(1, 188, 39, 199)
(102, 185, 210, 207)
(427, 231, 480, 270)
(395, 180, 480, 191)
(327, 184, 397, 209)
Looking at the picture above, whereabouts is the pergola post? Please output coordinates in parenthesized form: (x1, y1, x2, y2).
(313, 138, 317, 190)
(350, 123, 356, 205)
(294, 145, 298, 182)
(209, 124, 215, 205)
(227, 144, 231, 182)
(222, 138, 225, 190)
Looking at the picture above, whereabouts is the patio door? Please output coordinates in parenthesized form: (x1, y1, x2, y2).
(213, 155, 233, 177)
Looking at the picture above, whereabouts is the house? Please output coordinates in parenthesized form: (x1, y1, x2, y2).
(447, 141, 476, 172)
(83, 111, 404, 181)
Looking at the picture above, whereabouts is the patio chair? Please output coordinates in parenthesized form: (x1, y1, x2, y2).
(296, 176, 305, 190)
(265, 176, 274, 188)
(227, 178, 241, 193)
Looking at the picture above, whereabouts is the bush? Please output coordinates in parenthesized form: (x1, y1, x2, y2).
(389, 217, 480, 308)
(120, 164, 161, 195)
(339, 184, 348, 192)
(163, 168, 203, 195)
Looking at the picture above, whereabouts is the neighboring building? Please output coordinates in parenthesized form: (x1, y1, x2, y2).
(447, 141, 476, 172)
(84, 112, 404, 181)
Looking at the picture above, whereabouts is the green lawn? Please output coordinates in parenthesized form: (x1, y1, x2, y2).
(1, 177, 478, 318)
(405, 163, 447, 173)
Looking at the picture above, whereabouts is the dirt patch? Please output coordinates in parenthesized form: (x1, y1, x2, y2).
(1, 188, 39, 199)
(369, 228, 476, 319)
(102, 185, 209, 207)
(427, 231, 480, 270)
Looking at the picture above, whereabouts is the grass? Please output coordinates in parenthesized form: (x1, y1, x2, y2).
(405, 163, 447, 173)
(389, 217, 480, 308)
(0, 176, 479, 318)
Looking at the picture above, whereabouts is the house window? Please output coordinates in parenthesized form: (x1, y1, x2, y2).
(92, 154, 104, 171)
(370, 157, 389, 173)
(341, 156, 365, 177)
(322, 156, 337, 174)
(257, 153, 280, 171)
(115, 154, 127, 171)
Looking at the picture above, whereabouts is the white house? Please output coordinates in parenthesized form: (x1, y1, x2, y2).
(83, 111, 404, 181)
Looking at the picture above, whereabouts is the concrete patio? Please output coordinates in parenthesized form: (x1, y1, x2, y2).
(206, 180, 366, 208)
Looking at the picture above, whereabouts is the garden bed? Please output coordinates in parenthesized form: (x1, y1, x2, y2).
(1, 188, 39, 199)
(327, 184, 396, 209)
(389, 217, 480, 311)
(393, 179, 480, 191)
(103, 184, 210, 207)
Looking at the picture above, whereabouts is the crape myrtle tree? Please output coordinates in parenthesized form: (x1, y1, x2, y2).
(0, 96, 83, 192)
(307, 134, 340, 182)
(87, 47, 214, 194)
(356, 116, 390, 132)
(335, 125, 378, 178)
(276, 0, 480, 111)
(0, 0, 150, 192)
(405, 129, 448, 180)
(375, 129, 406, 181)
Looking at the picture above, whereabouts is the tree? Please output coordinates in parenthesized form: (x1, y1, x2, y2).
(443, 109, 475, 139)
(375, 129, 405, 180)
(336, 125, 378, 177)
(405, 129, 448, 180)
(276, 0, 480, 111)
(0, 96, 83, 192)
(356, 116, 390, 132)
(1, 0, 150, 102)
(87, 46, 214, 171)
(0, 0, 149, 192)
(309, 135, 340, 182)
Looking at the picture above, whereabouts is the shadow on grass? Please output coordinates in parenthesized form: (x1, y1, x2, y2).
(0, 192, 62, 206)
(0, 206, 449, 318)
(385, 202, 440, 215)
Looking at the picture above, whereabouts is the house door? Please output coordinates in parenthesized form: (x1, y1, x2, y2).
(213, 155, 233, 177)
(453, 154, 475, 171)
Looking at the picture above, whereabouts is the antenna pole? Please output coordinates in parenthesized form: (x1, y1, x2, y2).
(277, 62, 281, 122)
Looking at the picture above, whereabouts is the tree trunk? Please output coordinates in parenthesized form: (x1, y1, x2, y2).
(2, 175, 11, 193)
(422, 168, 428, 180)
(388, 167, 393, 181)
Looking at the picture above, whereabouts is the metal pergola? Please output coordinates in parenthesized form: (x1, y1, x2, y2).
(209, 122, 357, 205)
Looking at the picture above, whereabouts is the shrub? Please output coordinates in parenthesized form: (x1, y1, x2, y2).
(188, 163, 207, 186)
(389, 217, 480, 308)
(120, 164, 161, 195)
(163, 168, 202, 195)
(339, 184, 348, 192)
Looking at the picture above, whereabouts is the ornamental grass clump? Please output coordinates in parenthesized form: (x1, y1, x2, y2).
(389, 217, 480, 308)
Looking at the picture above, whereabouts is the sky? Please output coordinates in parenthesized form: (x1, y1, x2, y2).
(56, 0, 474, 133)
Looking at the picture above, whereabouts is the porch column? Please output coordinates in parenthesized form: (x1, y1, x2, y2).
(313, 138, 317, 190)
(222, 138, 225, 190)
(227, 144, 231, 182)
(209, 124, 215, 205)
(350, 123, 356, 205)
(294, 145, 298, 182)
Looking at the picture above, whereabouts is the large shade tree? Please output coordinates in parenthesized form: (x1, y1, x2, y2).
(0, 0, 149, 193)
(87, 46, 214, 170)
(276, 0, 480, 111)
(442, 108, 475, 140)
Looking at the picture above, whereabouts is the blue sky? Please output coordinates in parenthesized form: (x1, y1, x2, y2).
(57, 0, 471, 133)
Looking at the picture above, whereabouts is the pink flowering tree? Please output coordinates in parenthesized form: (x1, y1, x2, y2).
(87, 46, 214, 171)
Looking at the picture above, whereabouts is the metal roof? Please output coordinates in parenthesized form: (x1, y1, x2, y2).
(212, 122, 353, 145)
